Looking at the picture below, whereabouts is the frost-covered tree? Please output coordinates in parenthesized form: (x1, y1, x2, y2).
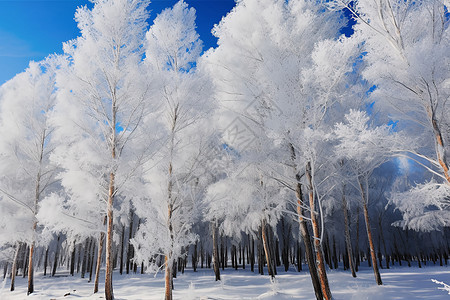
(0, 56, 60, 294)
(329, 0, 450, 228)
(205, 158, 285, 276)
(48, 1, 150, 299)
(390, 179, 450, 231)
(203, 0, 362, 298)
(334, 109, 408, 285)
(131, 2, 213, 299)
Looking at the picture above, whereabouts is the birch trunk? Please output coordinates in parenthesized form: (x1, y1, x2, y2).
(306, 161, 332, 300)
(289, 144, 322, 300)
(359, 177, 382, 285)
(342, 186, 356, 277)
(428, 109, 450, 184)
(105, 175, 115, 300)
(261, 218, 275, 279)
(10, 242, 20, 291)
(94, 230, 105, 293)
(27, 239, 35, 295)
(164, 256, 173, 300)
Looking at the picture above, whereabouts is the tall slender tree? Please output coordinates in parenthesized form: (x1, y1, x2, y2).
(50, 1, 150, 299)
(0, 56, 60, 295)
(131, 2, 214, 299)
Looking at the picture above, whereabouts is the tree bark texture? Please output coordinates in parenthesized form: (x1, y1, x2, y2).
(306, 161, 332, 300)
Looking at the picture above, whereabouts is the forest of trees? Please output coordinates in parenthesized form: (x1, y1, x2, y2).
(0, 0, 449, 300)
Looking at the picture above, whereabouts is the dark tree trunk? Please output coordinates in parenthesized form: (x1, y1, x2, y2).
(212, 222, 221, 281)
(126, 209, 134, 275)
(378, 216, 389, 269)
(52, 235, 61, 277)
(23, 245, 29, 278)
(249, 234, 255, 272)
(89, 238, 96, 283)
(342, 185, 356, 277)
(200, 241, 204, 269)
(192, 242, 198, 272)
(43, 246, 48, 276)
(224, 237, 228, 269)
(258, 227, 264, 275)
(296, 242, 302, 272)
(324, 234, 332, 269)
(332, 236, 338, 270)
(120, 224, 125, 275)
(241, 243, 245, 269)
(70, 240, 76, 276)
(355, 206, 360, 272)
(77, 243, 82, 274)
(81, 238, 89, 278)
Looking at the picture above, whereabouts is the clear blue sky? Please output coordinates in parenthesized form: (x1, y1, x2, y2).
(0, 0, 236, 85)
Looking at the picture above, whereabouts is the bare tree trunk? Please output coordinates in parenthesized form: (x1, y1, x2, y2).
(306, 162, 332, 300)
(89, 238, 96, 283)
(242, 243, 245, 269)
(52, 235, 60, 277)
(10, 242, 20, 291)
(43, 246, 48, 276)
(359, 177, 382, 285)
(70, 240, 76, 276)
(84, 239, 91, 276)
(378, 216, 389, 269)
(212, 222, 221, 281)
(296, 242, 302, 272)
(429, 112, 450, 183)
(342, 186, 356, 277)
(249, 234, 255, 272)
(104, 171, 115, 300)
(119, 224, 125, 275)
(289, 144, 322, 300)
(332, 236, 338, 270)
(192, 242, 198, 272)
(23, 245, 29, 278)
(200, 241, 204, 269)
(94, 230, 105, 293)
(3, 262, 8, 280)
(257, 227, 264, 275)
(261, 218, 275, 279)
(81, 238, 89, 278)
(77, 243, 82, 274)
(126, 209, 134, 274)
(355, 206, 360, 272)
(27, 240, 35, 295)
(164, 256, 173, 300)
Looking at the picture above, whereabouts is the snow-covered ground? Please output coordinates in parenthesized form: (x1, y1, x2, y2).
(1, 263, 449, 299)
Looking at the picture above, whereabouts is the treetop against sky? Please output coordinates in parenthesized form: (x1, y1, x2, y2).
(0, 0, 236, 85)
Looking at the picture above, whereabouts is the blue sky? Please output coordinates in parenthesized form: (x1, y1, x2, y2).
(0, 0, 236, 85)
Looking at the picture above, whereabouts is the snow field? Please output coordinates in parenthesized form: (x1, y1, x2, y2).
(1, 264, 449, 299)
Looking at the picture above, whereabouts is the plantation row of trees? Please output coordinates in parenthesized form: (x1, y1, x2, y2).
(0, 0, 448, 299)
